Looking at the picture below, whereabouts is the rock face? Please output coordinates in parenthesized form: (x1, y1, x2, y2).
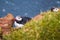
(33, 14, 43, 21)
(0, 13, 14, 35)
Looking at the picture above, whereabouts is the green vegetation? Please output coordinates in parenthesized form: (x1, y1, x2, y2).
(3, 11, 60, 40)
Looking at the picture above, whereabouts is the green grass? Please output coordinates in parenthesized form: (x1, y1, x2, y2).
(3, 11, 60, 40)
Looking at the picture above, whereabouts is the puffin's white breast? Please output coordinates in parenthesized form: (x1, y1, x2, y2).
(14, 21, 24, 28)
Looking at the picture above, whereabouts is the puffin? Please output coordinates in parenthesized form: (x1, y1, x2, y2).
(14, 16, 31, 28)
(51, 7, 59, 12)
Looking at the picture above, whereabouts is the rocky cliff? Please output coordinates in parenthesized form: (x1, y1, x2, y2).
(0, 13, 14, 35)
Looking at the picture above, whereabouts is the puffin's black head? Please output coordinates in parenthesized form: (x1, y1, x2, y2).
(51, 7, 55, 12)
(15, 16, 22, 21)
(51, 7, 59, 12)
(15, 16, 31, 24)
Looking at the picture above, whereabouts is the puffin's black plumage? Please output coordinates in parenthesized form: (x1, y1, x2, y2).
(15, 16, 31, 24)
(51, 7, 55, 12)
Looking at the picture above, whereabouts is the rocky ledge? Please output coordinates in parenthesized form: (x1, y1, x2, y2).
(0, 13, 14, 35)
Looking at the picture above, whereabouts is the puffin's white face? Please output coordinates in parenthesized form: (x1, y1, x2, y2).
(15, 16, 22, 21)
(53, 8, 59, 12)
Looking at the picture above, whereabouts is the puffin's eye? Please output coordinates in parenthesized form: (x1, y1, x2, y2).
(56, 8, 58, 10)
(18, 17, 20, 19)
